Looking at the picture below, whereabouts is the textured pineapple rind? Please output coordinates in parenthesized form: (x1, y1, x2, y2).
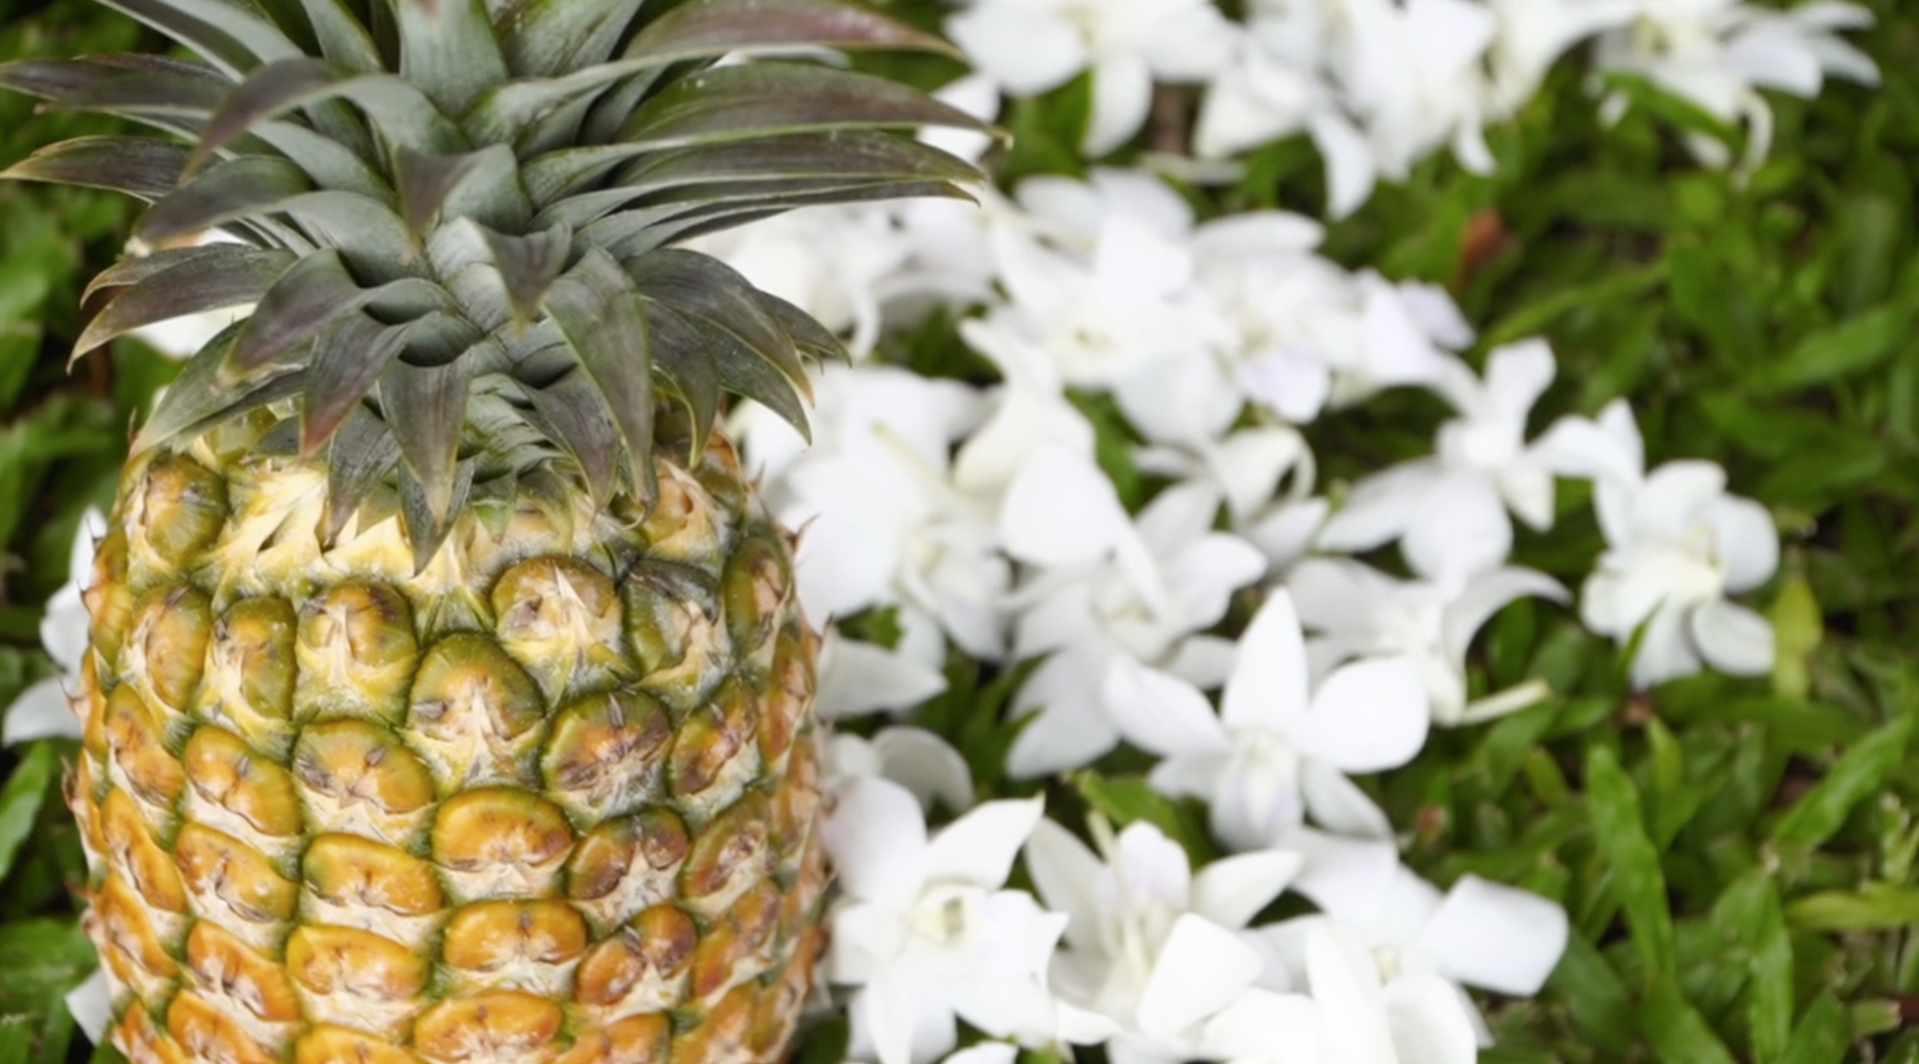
(71, 417, 827, 1064)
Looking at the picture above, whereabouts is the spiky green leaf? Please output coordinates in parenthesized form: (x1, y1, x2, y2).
(136, 155, 313, 244)
(393, 0, 510, 116)
(0, 136, 191, 200)
(619, 62, 990, 150)
(99, 0, 303, 75)
(380, 356, 472, 525)
(191, 57, 466, 171)
(321, 403, 401, 544)
(74, 246, 290, 359)
(544, 249, 655, 501)
(623, 248, 808, 398)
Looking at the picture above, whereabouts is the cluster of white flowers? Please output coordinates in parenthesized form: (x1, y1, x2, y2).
(950, 0, 1877, 215)
(7, 1, 1871, 1059)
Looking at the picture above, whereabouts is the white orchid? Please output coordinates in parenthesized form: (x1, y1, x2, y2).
(1536, 400, 1779, 688)
(741, 365, 1009, 676)
(3, 508, 103, 746)
(1317, 0, 1503, 217)
(1286, 557, 1568, 726)
(1194, 6, 1339, 161)
(1484, 0, 1638, 111)
(1593, 0, 1879, 169)
(1023, 817, 1305, 1062)
(826, 726, 976, 815)
(1255, 832, 1570, 1055)
(1316, 339, 1561, 582)
(1109, 589, 1430, 846)
(946, 0, 1237, 156)
(822, 778, 1065, 1064)
(999, 450, 1266, 777)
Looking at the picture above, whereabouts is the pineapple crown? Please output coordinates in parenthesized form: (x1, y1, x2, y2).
(0, 0, 986, 565)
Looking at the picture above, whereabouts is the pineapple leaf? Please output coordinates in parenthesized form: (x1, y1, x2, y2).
(587, 178, 970, 257)
(618, 62, 991, 151)
(380, 356, 473, 525)
(399, 457, 477, 573)
(84, 243, 263, 302)
(392, 0, 510, 116)
(137, 320, 306, 452)
(526, 127, 977, 208)
(320, 402, 402, 545)
(302, 311, 411, 454)
(520, 366, 623, 506)
(464, 0, 957, 145)
(97, 0, 302, 75)
(648, 317, 720, 457)
(73, 246, 292, 359)
(396, 146, 531, 235)
(227, 247, 452, 372)
(247, 122, 391, 200)
(191, 57, 466, 173)
(494, 0, 648, 78)
(477, 223, 575, 324)
(623, 249, 808, 399)
(625, 0, 959, 65)
(292, 0, 385, 72)
(0, 55, 226, 136)
(135, 155, 313, 244)
(756, 289, 848, 365)
(648, 299, 810, 442)
(544, 249, 655, 503)
(1, 136, 191, 200)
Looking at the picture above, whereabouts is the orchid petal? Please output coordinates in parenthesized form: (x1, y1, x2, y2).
(1413, 875, 1570, 995)
(1024, 817, 1108, 950)
(818, 635, 949, 719)
(1383, 973, 1481, 1064)
(1299, 758, 1395, 839)
(1106, 655, 1232, 758)
(2, 678, 80, 746)
(924, 795, 1044, 891)
(824, 777, 928, 908)
(1690, 598, 1776, 677)
(1441, 567, 1568, 666)
(1192, 849, 1305, 930)
(1222, 590, 1312, 733)
(873, 727, 976, 813)
(946, 9, 1087, 96)
(1298, 657, 1429, 772)
(1703, 495, 1780, 593)
(1001, 446, 1130, 567)
(1137, 913, 1266, 1039)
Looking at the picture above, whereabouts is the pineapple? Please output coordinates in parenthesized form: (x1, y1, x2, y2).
(0, 1, 983, 1061)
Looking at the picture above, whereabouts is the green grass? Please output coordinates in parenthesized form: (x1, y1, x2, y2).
(0, 1, 1916, 1062)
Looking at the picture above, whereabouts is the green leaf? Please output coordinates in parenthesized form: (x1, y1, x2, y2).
(1, 136, 190, 200)
(1749, 300, 1914, 395)
(1069, 773, 1216, 865)
(379, 356, 471, 527)
(135, 155, 312, 245)
(396, 146, 531, 236)
(477, 223, 573, 325)
(301, 312, 410, 453)
(99, 0, 302, 75)
(1548, 936, 1635, 1055)
(647, 298, 808, 441)
(519, 365, 622, 507)
(623, 249, 807, 398)
(544, 249, 655, 503)
(1786, 883, 1919, 931)
(320, 403, 400, 545)
(73, 246, 290, 359)
(1585, 745, 1675, 978)
(0, 921, 96, 1012)
(1642, 974, 1739, 1064)
(1748, 877, 1795, 1062)
(618, 62, 989, 152)
(391, 0, 508, 116)
(293, 0, 384, 72)
(190, 57, 465, 172)
(1771, 714, 1914, 847)
(1778, 993, 1851, 1064)
(0, 743, 56, 882)
(492, 0, 648, 77)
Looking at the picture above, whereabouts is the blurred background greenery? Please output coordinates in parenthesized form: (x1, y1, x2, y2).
(0, 1, 1915, 1062)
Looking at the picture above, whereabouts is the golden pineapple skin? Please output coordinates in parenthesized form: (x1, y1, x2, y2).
(71, 419, 827, 1064)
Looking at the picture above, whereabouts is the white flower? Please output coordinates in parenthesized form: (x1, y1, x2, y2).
(3, 507, 103, 746)
(65, 967, 111, 1045)
(946, 0, 1237, 155)
(1317, 0, 1502, 217)
(1286, 557, 1568, 726)
(823, 779, 1065, 1064)
(827, 726, 976, 815)
(1593, 1, 1879, 169)
(1584, 461, 1779, 688)
(1023, 817, 1305, 1061)
(1252, 833, 1570, 1056)
(1316, 339, 1560, 582)
(1194, 8, 1339, 160)
(1484, 0, 1638, 111)
(1110, 589, 1430, 847)
(999, 451, 1265, 777)
(742, 365, 1009, 672)
(1535, 400, 1780, 688)
(816, 631, 949, 720)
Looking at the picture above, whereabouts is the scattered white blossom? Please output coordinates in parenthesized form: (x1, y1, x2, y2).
(1024, 817, 1305, 1061)
(946, 0, 1237, 155)
(1537, 400, 1780, 688)
(2, 508, 102, 746)
(1287, 557, 1568, 726)
(823, 779, 1065, 1064)
(1593, 1, 1879, 169)
(1317, 339, 1560, 582)
(827, 726, 976, 815)
(1109, 589, 1429, 846)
